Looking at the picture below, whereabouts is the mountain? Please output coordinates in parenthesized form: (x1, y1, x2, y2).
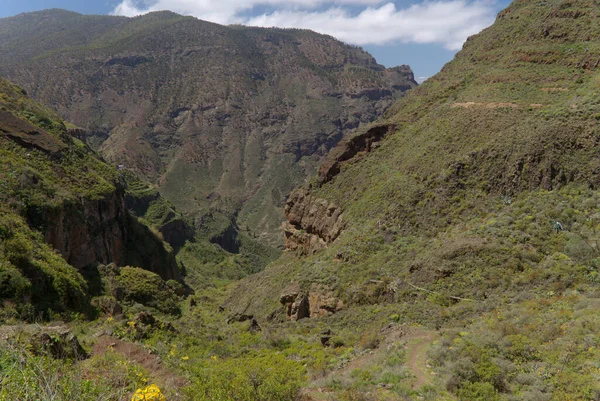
(0, 9, 417, 250)
(10, 1, 600, 400)
(220, 0, 600, 398)
(0, 74, 181, 320)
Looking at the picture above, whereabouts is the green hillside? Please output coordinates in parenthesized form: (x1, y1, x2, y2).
(221, 0, 600, 399)
(0, 75, 181, 321)
(6, 1, 600, 400)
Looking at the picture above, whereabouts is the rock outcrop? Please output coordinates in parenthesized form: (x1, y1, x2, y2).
(27, 186, 180, 281)
(319, 124, 396, 184)
(37, 189, 128, 270)
(283, 188, 345, 254)
(0, 109, 66, 154)
(0, 325, 88, 361)
(280, 283, 343, 321)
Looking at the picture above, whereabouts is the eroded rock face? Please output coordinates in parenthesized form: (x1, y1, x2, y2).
(26, 185, 180, 281)
(282, 126, 397, 254)
(319, 124, 396, 184)
(40, 189, 128, 271)
(280, 283, 343, 321)
(280, 283, 308, 321)
(0, 109, 66, 155)
(283, 188, 345, 254)
(308, 284, 344, 318)
(282, 222, 327, 254)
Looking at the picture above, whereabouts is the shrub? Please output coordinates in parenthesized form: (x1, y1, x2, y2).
(0, 262, 31, 300)
(115, 267, 181, 315)
(0, 213, 89, 319)
(186, 352, 306, 401)
(458, 382, 500, 401)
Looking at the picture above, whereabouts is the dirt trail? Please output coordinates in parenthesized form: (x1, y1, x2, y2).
(406, 332, 438, 389)
(452, 102, 544, 110)
(93, 336, 188, 389)
(300, 327, 441, 400)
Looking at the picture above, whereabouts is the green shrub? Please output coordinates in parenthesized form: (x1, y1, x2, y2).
(185, 351, 306, 401)
(115, 267, 181, 315)
(0, 262, 31, 300)
(457, 382, 500, 401)
(0, 213, 89, 319)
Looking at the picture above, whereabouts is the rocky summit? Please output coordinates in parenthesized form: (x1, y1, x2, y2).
(0, 9, 417, 249)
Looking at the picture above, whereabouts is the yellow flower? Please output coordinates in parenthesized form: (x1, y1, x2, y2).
(128, 321, 136, 328)
(131, 384, 166, 401)
(181, 356, 189, 361)
(211, 355, 218, 360)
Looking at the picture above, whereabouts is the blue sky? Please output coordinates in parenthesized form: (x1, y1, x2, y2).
(0, 0, 512, 79)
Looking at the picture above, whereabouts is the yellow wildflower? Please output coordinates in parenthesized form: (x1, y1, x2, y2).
(181, 356, 189, 361)
(131, 384, 166, 401)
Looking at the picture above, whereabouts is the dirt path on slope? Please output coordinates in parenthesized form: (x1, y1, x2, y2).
(299, 326, 441, 400)
(93, 336, 188, 389)
(406, 332, 438, 389)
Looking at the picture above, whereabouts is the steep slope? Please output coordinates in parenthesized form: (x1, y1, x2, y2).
(0, 75, 179, 320)
(224, 0, 600, 399)
(0, 9, 417, 248)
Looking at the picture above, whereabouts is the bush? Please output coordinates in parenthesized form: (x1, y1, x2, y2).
(0, 262, 31, 300)
(0, 213, 89, 319)
(457, 382, 500, 401)
(115, 267, 181, 315)
(186, 352, 306, 401)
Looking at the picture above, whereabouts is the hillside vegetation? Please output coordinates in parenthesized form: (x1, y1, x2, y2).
(0, 75, 182, 321)
(220, 0, 600, 399)
(6, 1, 600, 400)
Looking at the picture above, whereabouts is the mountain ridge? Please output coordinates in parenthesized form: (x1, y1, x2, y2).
(0, 9, 417, 252)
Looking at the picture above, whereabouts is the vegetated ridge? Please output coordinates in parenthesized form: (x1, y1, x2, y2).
(224, 0, 600, 398)
(10, 0, 600, 400)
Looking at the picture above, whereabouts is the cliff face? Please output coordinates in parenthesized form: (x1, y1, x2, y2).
(282, 188, 344, 254)
(0, 75, 179, 286)
(39, 190, 127, 270)
(0, 10, 417, 248)
(281, 124, 398, 253)
(318, 124, 396, 184)
(30, 188, 180, 281)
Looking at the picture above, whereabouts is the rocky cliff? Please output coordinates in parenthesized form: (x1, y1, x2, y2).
(0, 75, 180, 320)
(282, 188, 345, 254)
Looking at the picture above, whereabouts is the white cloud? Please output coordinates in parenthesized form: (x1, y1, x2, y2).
(112, 0, 497, 50)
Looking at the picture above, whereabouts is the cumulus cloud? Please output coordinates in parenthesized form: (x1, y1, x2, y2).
(112, 0, 497, 50)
